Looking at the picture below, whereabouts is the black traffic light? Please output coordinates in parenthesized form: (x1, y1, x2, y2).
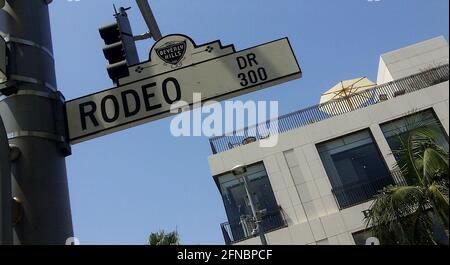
(99, 7, 139, 83)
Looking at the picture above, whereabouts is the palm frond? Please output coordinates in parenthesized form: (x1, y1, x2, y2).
(393, 114, 448, 184)
(423, 148, 450, 184)
(428, 182, 449, 230)
(365, 185, 433, 244)
(148, 230, 180, 245)
(366, 111, 448, 245)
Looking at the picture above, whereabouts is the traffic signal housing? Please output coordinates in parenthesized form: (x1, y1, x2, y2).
(99, 7, 139, 84)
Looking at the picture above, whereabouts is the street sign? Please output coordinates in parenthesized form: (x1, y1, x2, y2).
(66, 34, 302, 144)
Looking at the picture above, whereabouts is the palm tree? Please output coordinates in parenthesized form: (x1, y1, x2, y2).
(365, 113, 449, 245)
(148, 230, 180, 245)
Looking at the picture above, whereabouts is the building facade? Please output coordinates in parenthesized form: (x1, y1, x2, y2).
(208, 37, 449, 245)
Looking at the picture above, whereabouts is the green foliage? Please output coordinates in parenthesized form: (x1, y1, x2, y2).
(148, 230, 180, 245)
(365, 112, 449, 245)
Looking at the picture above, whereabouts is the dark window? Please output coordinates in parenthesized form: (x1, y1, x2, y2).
(352, 212, 449, 245)
(381, 109, 449, 162)
(317, 130, 391, 209)
(352, 229, 377, 245)
(215, 163, 285, 243)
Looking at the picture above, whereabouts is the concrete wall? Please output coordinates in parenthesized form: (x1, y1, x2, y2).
(377, 36, 449, 84)
(208, 82, 449, 245)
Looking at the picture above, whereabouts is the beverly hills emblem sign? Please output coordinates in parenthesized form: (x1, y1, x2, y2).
(155, 39, 187, 67)
(65, 34, 302, 144)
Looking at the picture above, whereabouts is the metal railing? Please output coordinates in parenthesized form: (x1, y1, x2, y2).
(332, 170, 409, 209)
(210, 64, 449, 154)
(220, 208, 287, 245)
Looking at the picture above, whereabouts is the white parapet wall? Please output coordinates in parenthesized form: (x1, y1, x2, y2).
(377, 36, 449, 84)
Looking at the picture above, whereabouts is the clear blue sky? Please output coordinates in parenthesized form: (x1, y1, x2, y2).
(49, 0, 449, 244)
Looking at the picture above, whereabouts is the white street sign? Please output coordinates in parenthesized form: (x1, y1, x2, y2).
(66, 35, 302, 144)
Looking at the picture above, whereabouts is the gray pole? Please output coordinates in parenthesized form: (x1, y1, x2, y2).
(0, 115, 12, 245)
(241, 175, 268, 245)
(0, 0, 73, 244)
(135, 0, 162, 41)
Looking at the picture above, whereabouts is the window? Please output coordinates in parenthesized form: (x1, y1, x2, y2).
(381, 109, 449, 162)
(352, 229, 378, 245)
(215, 162, 285, 242)
(317, 130, 391, 209)
(352, 212, 449, 245)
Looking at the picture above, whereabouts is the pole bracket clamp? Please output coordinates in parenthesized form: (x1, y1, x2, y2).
(0, 88, 65, 103)
(0, 74, 58, 98)
(0, 31, 54, 60)
(7, 130, 71, 156)
(1, 90, 71, 156)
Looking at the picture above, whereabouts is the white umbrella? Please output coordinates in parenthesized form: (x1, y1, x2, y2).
(319, 77, 376, 115)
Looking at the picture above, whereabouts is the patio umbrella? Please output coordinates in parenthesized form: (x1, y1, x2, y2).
(319, 77, 376, 115)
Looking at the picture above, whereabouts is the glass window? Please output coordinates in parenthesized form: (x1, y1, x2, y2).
(352, 229, 376, 245)
(352, 211, 449, 245)
(317, 130, 392, 209)
(381, 109, 449, 163)
(215, 162, 284, 242)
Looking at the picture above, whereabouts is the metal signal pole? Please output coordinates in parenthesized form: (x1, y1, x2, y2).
(0, 115, 12, 245)
(0, 0, 73, 244)
(135, 0, 162, 41)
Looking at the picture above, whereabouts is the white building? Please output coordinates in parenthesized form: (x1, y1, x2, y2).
(208, 36, 449, 245)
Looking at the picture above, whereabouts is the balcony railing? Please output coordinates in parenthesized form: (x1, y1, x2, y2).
(332, 170, 409, 209)
(210, 64, 450, 154)
(220, 208, 287, 245)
